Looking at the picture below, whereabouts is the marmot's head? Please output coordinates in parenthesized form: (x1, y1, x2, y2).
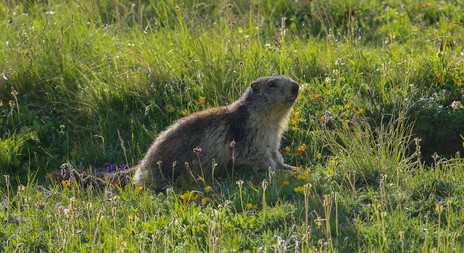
(249, 75, 299, 113)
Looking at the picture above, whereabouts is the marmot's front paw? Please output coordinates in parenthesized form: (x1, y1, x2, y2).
(281, 164, 297, 171)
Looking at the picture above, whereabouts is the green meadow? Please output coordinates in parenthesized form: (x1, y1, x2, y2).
(1, 0, 464, 251)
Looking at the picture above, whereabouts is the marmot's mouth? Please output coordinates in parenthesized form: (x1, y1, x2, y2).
(286, 94, 298, 103)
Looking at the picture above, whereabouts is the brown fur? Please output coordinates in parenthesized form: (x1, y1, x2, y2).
(133, 76, 299, 191)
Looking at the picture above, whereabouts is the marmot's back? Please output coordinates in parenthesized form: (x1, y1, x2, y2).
(134, 75, 299, 191)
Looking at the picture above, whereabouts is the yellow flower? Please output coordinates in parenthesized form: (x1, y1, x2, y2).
(180, 108, 189, 115)
(355, 108, 365, 116)
(455, 79, 462, 87)
(296, 165, 303, 171)
(343, 103, 352, 110)
(294, 186, 305, 193)
(284, 146, 291, 153)
(37, 191, 43, 198)
(305, 167, 312, 173)
(297, 174, 310, 182)
(246, 203, 257, 210)
(283, 180, 289, 186)
(291, 112, 300, 124)
(319, 115, 325, 121)
(204, 185, 212, 193)
(135, 185, 143, 193)
(201, 197, 211, 206)
(180, 191, 200, 202)
(316, 153, 322, 159)
(61, 180, 70, 188)
(297, 144, 306, 155)
(310, 93, 321, 100)
(198, 96, 206, 106)
(438, 75, 445, 84)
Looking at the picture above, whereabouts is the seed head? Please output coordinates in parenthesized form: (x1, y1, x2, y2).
(193, 147, 203, 154)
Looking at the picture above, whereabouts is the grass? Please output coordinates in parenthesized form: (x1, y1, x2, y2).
(1, 0, 464, 251)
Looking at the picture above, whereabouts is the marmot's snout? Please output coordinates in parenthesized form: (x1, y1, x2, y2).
(291, 81, 299, 94)
(288, 81, 300, 101)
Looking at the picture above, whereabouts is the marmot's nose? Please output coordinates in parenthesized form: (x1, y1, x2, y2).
(290, 82, 299, 94)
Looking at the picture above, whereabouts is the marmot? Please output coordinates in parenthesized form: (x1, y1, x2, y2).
(134, 75, 299, 191)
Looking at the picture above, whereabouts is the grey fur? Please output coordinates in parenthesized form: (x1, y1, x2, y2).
(133, 76, 299, 190)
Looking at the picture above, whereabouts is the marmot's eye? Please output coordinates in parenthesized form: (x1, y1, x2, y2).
(268, 81, 277, 88)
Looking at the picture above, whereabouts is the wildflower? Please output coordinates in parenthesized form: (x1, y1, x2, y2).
(295, 165, 303, 171)
(305, 167, 312, 173)
(298, 174, 310, 182)
(204, 185, 213, 193)
(297, 144, 306, 155)
(343, 103, 352, 110)
(246, 203, 257, 210)
(437, 75, 445, 84)
(291, 111, 300, 125)
(180, 191, 200, 203)
(180, 108, 189, 115)
(319, 115, 325, 121)
(310, 93, 321, 100)
(316, 153, 322, 159)
(135, 185, 143, 193)
(294, 186, 305, 193)
(61, 180, 70, 188)
(455, 79, 462, 87)
(284, 146, 291, 153)
(283, 180, 289, 186)
(99, 163, 132, 173)
(201, 197, 212, 206)
(166, 105, 175, 113)
(198, 96, 206, 106)
(193, 147, 203, 154)
(355, 108, 365, 116)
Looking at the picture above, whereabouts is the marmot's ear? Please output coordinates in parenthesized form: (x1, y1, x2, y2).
(251, 81, 260, 93)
